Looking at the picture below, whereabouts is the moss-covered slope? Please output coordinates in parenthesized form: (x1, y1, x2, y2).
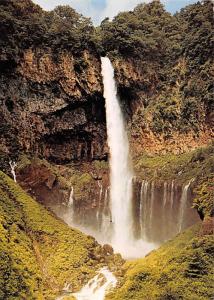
(0, 171, 120, 299)
(106, 223, 214, 300)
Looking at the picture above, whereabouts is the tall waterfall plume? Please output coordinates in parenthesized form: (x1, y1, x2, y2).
(101, 57, 134, 255)
(101, 57, 155, 257)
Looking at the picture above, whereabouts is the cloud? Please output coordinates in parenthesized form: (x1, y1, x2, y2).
(32, 0, 198, 25)
(100, 0, 150, 22)
(33, 0, 105, 24)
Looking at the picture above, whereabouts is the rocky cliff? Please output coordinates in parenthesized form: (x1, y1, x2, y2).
(113, 57, 213, 156)
(0, 47, 106, 165)
(0, 0, 107, 171)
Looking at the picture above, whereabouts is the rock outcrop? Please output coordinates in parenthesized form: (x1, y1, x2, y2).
(0, 47, 106, 165)
(112, 57, 213, 157)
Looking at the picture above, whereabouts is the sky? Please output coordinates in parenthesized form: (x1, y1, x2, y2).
(32, 0, 199, 25)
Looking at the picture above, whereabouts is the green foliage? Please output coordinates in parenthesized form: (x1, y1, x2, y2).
(106, 224, 214, 300)
(193, 176, 214, 218)
(135, 143, 214, 183)
(0, 0, 99, 64)
(179, 0, 213, 68)
(0, 171, 115, 299)
(100, 0, 213, 135)
(100, 1, 180, 62)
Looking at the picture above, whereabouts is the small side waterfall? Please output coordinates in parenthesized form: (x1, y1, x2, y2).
(62, 187, 75, 226)
(97, 181, 103, 223)
(101, 57, 134, 255)
(178, 180, 192, 233)
(137, 179, 199, 243)
(9, 161, 17, 182)
(170, 180, 175, 209)
(68, 187, 74, 207)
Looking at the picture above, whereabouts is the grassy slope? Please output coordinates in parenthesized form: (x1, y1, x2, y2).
(106, 224, 214, 300)
(134, 143, 214, 182)
(0, 171, 114, 299)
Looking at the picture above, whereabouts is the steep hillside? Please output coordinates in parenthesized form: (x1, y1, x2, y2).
(0, 171, 123, 299)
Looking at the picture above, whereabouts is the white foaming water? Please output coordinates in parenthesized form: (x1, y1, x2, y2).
(73, 267, 117, 300)
(178, 180, 192, 232)
(62, 187, 75, 226)
(170, 180, 175, 209)
(9, 161, 17, 182)
(149, 182, 155, 233)
(68, 187, 74, 207)
(101, 57, 155, 258)
(163, 182, 168, 208)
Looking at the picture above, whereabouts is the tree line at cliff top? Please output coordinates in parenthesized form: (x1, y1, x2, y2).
(0, 0, 213, 64)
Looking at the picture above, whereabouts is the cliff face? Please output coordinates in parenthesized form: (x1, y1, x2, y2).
(113, 55, 213, 157)
(0, 0, 108, 169)
(0, 48, 106, 165)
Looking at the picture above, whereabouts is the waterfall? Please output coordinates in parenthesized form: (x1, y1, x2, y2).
(139, 181, 144, 237)
(170, 180, 175, 209)
(73, 267, 117, 300)
(97, 181, 103, 227)
(9, 161, 17, 182)
(100, 187, 112, 240)
(139, 180, 149, 239)
(62, 186, 75, 226)
(178, 181, 192, 233)
(101, 57, 155, 258)
(163, 182, 168, 208)
(101, 57, 134, 254)
(68, 186, 74, 207)
(149, 182, 155, 235)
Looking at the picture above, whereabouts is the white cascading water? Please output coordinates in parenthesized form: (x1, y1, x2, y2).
(178, 180, 192, 233)
(73, 267, 117, 300)
(56, 267, 117, 300)
(163, 182, 168, 208)
(101, 57, 155, 258)
(9, 161, 17, 182)
(62, 187, 75, 226)
(170, 180, 175, 209)
(68, 186, 74, 207)
(101, 57, 133, 253)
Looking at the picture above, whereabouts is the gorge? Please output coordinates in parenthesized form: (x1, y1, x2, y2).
(53, 57, 199, 260)
(0, 0, 213, 299)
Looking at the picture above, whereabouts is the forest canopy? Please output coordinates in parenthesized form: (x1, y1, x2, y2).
(0, 0, 98, 62)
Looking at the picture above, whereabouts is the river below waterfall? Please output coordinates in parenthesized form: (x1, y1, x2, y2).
(56, 267, 117, 300)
